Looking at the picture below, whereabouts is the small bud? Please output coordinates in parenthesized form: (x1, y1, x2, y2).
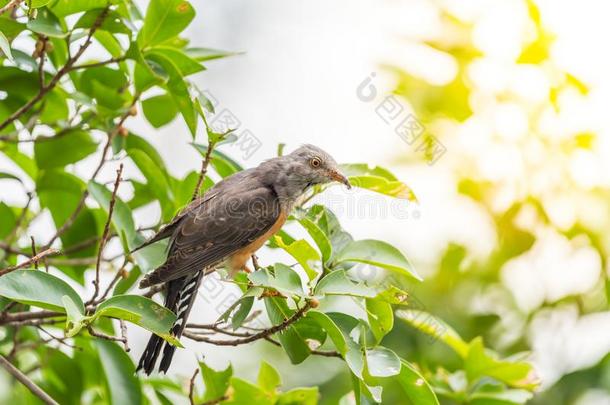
(128, 105, 137, 116)
(118, 126, 129, 137)
(308, 298, 320, 308)
(44, 42, 54, 53)
(120, 269, 129, 279)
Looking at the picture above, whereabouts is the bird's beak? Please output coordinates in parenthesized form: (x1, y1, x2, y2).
(328, 169, 352, 189)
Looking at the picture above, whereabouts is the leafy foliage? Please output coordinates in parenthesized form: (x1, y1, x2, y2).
(0, 0, 539, 404)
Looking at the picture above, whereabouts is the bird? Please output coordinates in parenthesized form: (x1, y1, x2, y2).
(136, 144, 351, 374)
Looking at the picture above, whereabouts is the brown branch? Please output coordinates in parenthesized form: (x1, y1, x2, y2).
(42, 94, 139, 250)
(119, 320, 130, 352)
(37, 36, 47, 88)
(0, 355, 59, 405)
(0, 248, 60, 277)
(263, 336, 341, 358)
(189, 368, 199, 405)
(0, 310, 64, 325)
(87, 326, 128, 346)
(97, 256, 130, 303)
(30, 237, 38, 270)
(0, 0, 22, 16)
(0, 6, 110, 132)
(191, 141, 215, 202)
(184, 302, 312, 346)
(201, 396, 228, 405)
(70, 56, 127, 70)
(89, 163, 123, 305)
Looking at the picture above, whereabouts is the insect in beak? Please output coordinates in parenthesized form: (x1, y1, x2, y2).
(328, 170, 352, 189)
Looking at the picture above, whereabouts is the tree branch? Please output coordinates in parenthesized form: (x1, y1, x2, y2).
(42, 94, 140, 250)
(184, 302, 312, 346)
(70, 55, 127, 70)
(189, 368, 199, 405)
(89, 163, 123, 305)
(0, 248, 60, 277)
(0, 0, 22, 16)
(0, 354, 59, 405)
(0, 6, 110, 132)
(191, 141, 215, 202)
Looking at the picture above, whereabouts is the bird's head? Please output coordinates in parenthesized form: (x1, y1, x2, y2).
(287, 144, 351, 190)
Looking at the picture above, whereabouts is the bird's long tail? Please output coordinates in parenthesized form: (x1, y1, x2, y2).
(137, 270, 204, 374)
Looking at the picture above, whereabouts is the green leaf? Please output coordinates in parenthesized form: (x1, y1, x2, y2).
(0, 202, 16, 239)
(277, 387, 319, 405)
(51, 0, 108, 16)
(334, 239, 421, 281)
(96, 340, 143, 405)
(248, 264, 305, 297)
(27, 8, 66, 38)
(469, 389, 533, 405)
(113, 266, 141, 295)
(396, 309, 469, 358)
(147, 46, 204, 76)
(199, 362, 232, 402)
(141, 94, 178, 128)
(465, 338, 534, 388)
(94, 294, 180, 346)
(34, 130, 98, 169)
(139, 0, 195, 48)
(273, 236, 321, 281)
(62, 295, 87, 337)
(127, 148, 174, 221)
(224, 377, 273, 405)
(396, 360, 439, 405)
(192, 143, 244, 177)
(0, 31, 13, 61)
(146, 52, 197, 136)
(257, 361, 281, 394)
(75, 9, 130, 34)
(0, 270, 83, 313)
(186, 47, 240, 62)
(314, 270, 377, 298)
(264, 297, 310, 364)
(365, 347, 401, 378)
(366, 298, 393, 343)
(340, 163, 417, 201)
(293, 211, 332, 264)
(88, 180, 136, 244)
(307, 310, 347, 354)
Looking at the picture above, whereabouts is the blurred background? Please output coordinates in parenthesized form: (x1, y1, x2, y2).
(3, 0, 610, 403)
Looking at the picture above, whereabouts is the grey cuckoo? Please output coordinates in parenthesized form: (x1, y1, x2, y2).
(136, 144, 350, 374)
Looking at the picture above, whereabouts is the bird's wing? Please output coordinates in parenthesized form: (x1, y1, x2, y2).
(131, 191, 219, 253)
(140, 183, 280, 286)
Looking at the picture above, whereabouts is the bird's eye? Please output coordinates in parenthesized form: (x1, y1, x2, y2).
(310, 157, 322, 168)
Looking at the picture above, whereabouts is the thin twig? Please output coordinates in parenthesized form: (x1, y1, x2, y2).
(0, 355, 59, 405)
(37, 36, 47, 88)
(97, 256, 130, 303)
(0, 310, 64, 326)
(119, 320, 130, 352)
(191, 141, 216, 202)
(0, 6, 109, 132)
(183, 302, 312, 346)
(89, 164, 123, 305)
(0, 248, 60, 277)
(70, 56, 127, 70)
(43, 94, 140, 250)
(0, 0, 22, 16)
(30, 237, 38, 270)
(87, 326, 128, 346)
(201, 396, 228, 405)
(189, 368, 199, 405)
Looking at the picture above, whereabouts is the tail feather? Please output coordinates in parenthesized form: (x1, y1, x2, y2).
(136, 271, 203, 375)
(159, 271, 204, 373)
